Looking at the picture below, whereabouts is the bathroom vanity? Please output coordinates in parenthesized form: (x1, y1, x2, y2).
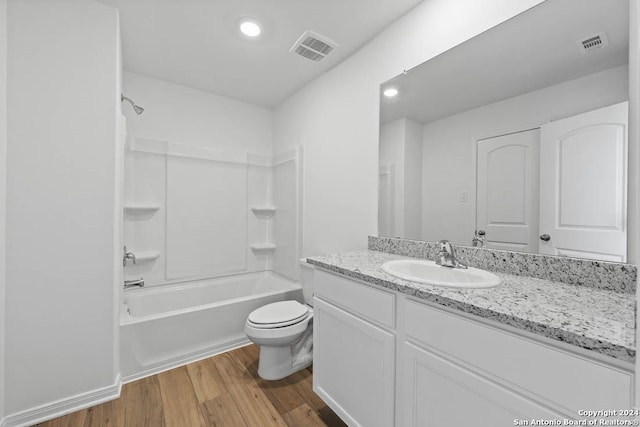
(308, 241, 636, 427)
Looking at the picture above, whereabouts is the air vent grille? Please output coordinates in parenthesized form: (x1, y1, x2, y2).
(290, 30, 338, 62)
(295, 46, 324, 62)
(578, 32, 610, 54)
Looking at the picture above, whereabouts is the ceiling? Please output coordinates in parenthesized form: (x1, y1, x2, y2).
(99, 0, 424, 107)
(380, 0, 629, 124)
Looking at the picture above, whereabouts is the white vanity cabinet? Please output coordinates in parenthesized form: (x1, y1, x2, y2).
(312, 269, 635, 427)
(313, 270, 397, 427)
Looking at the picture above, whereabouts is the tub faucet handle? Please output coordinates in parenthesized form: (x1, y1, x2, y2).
(123, 246, 136, 267)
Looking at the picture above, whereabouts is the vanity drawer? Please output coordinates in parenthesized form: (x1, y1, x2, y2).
(404, 299, 633, 416)
(315, 270, 395, 329)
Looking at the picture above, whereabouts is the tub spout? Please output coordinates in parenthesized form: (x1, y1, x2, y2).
(124, 278, 145, 289)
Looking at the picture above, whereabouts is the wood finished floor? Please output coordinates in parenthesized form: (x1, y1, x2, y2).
(36, 344, 346, 427)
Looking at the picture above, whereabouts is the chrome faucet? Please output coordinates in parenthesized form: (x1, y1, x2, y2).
(435, 240, 467, 269)
(472, 230, 486, 248)
(124, 278, 144, 289)
(123, 246, 136, 267)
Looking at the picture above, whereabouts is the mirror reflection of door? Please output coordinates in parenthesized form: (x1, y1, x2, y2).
(476, 102, 627, 261)
(539, 102, 628, 262)
(476, 129, 539, 252)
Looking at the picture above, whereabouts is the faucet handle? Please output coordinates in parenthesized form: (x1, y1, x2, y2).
(437, 240, 452, 252)
(435, 240, 467, 269)
(123, 246, 136, 267)
(436, 240, 451, 266)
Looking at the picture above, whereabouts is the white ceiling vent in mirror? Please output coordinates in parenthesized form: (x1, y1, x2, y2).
(578, 32, 610, 54)
(290, 30, 339, 62)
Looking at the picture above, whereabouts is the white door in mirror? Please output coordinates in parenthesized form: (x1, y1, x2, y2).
(476, 129, 540, 253)
(540, 102, 628, 262)
(382, 260, 501, 289)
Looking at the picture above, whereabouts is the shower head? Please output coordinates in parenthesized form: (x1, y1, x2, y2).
(121, 94, 144, 115)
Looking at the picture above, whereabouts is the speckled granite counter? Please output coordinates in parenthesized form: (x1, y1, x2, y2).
(307, 250, 636, 363)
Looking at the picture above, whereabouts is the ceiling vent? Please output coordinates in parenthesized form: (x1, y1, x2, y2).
(290, 30, 339, 62)
(577, 32, 610, 54)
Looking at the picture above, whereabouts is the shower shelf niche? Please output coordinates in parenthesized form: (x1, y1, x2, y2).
(124, 203, 161, 214)
(251, 206, 276, 219)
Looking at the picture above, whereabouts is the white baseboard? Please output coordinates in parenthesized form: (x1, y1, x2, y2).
(2, 375, 121, 427)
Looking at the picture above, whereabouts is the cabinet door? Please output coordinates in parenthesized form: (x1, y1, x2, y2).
(313, 298, 395, 427)
(403, 342, 563, 427)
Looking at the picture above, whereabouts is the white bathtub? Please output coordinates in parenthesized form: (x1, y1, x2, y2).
(120, 271, 302, 382)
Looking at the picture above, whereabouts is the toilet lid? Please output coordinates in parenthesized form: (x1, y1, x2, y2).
(248, 301, 309, 328)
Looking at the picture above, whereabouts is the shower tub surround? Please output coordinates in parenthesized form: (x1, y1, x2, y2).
(121, 137, 304, 381)
(307, 237, 636, 362)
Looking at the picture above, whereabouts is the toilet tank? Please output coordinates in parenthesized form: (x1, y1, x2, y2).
(299, 258, 315, 306)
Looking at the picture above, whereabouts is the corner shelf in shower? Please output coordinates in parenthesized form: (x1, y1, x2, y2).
(250, 206, 276, 219)
(250, 243, 276, 253)
(132, 251, 160, 263)
(124, 203, 161, 214)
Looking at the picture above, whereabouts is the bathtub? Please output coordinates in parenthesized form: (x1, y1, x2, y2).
(120, 271, 302, 382)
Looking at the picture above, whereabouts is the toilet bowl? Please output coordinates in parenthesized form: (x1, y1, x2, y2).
(245, 300, 313, 380)
(245, 260, 315, 380)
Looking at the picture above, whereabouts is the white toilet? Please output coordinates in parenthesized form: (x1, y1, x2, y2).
(244, 260, 314, 380)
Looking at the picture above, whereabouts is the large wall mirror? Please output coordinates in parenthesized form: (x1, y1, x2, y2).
(378, 0, 630, 262)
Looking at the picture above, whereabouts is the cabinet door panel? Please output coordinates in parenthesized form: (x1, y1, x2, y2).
(313, 298, 395, 427)
(404, 342, 562, 427)
(405, 299, 633, 415)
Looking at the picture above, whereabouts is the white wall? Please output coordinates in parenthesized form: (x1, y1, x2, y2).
(403, 118, 423, 240)
(122, 72, 276, 286)
(379, 118, 406, 236)
(379, 117, 423, 239)
(421, 65, 629, 245)
(113, 17, 123, 382)
(630, 0, 640, 410)
(123, 72, 273, 155)
(274, 0, 546, 257)
(0, 0, 7, 422)
(5, 0, 120, 419)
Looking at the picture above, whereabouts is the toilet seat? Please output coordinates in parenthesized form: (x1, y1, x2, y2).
(247, 301, 310, 329)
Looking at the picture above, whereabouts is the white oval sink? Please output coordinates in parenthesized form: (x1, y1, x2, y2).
(382, 259, 501, 289)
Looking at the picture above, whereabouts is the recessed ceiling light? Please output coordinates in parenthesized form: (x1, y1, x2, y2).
(239, 20, 261, 38)
(383, 88, 399, 98)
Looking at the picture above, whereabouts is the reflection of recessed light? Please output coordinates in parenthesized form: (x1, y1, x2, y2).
(383, 88, 398, 97)
(239, 20, 261, 37)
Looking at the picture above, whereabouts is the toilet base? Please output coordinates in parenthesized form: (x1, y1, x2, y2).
(257, 345, 312, 380)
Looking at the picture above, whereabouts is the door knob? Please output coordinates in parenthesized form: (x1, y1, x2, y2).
(539, 234, 551, 241)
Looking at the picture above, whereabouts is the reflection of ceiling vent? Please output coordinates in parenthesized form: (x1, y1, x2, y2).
(290, 30, 339, 62)
(577, 32, 610, 54)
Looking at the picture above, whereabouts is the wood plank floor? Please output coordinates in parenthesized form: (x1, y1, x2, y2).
(36, 345, 346, 427)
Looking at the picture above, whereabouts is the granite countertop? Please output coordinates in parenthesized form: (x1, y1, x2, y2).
(307, 250, 636, 363)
